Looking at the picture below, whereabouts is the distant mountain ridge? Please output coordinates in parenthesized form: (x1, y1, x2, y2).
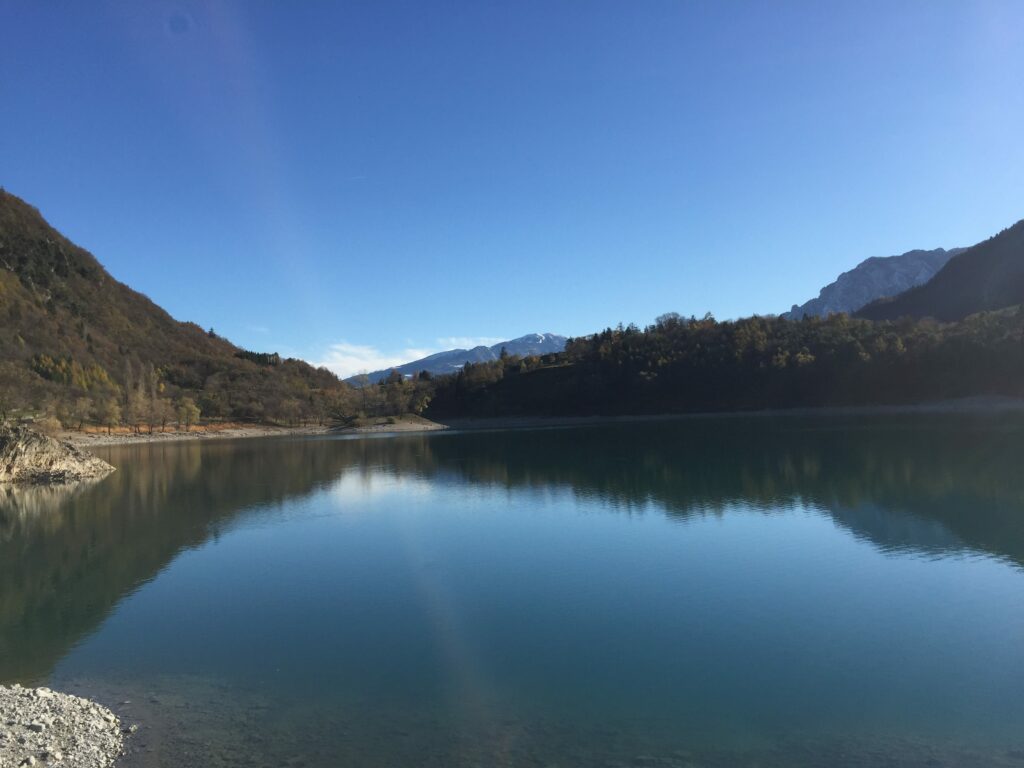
(351, 333, 567, 384)
(858, 219, 1024, 322)
(784, 247, 963, 319)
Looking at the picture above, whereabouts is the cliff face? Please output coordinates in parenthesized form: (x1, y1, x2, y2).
(858, 219, 1024, 322)
(0, 426, 114, 484)
(785, 248, 962, 319)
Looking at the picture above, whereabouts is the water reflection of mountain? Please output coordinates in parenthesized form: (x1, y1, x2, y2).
(387, 415, 1024, 566)
(827, 503, 967, 556)
(3, 415, 1024, 682)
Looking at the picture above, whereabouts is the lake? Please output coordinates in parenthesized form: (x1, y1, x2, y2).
(3, 416, 1024, 767)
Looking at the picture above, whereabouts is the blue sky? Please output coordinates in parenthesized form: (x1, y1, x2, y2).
(3, 1, 1024, 376)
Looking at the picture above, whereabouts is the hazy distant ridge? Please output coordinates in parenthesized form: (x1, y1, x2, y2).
(352, 333, 567, 384)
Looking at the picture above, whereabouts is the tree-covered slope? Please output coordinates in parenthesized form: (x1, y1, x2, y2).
(426, 309, 1024, 418)
(0, 189, 345, 425)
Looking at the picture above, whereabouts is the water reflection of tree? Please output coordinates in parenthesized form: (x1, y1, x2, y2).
(370, 416, 1024, 566)
(3, 416, 1024, 683)
(0, 439, 365, 682)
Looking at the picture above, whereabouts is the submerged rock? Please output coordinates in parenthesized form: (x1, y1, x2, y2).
(0, 684, 124, 768)
(0, 426, 114, 484)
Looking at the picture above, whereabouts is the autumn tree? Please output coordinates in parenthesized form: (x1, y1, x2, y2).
(153, 398, 175, 432)
(71, 397, 93, 430)
(176, 397, 201, 431)
(382, 370, 410, 416)
(97, 397, 121, 435)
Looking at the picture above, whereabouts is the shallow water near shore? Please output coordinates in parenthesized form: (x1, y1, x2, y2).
(4, 415, 1024, 766)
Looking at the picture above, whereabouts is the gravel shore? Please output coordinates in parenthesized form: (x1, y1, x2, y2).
(0, 685, 125, 767)
(63, 424, 333, 448)
(63, 415, 448, 447)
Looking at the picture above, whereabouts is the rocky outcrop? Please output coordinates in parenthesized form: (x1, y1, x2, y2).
(0, 684, 125, 767)
(0, 426, 114, 484)
(785, 247, 964, 319)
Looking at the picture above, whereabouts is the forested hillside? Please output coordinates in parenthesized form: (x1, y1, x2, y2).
(0, 189, 348, 428)
(6, 186, 1024, 431)
(425, 310, 1024, 418)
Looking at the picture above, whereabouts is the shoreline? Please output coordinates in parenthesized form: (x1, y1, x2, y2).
(62, 414, 448, 447)
(63, 423, 334, 447)
(437, 395, 1024, 432)
(59, 395, 1024, 447)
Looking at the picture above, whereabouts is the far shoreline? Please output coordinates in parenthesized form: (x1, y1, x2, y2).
(60, 395, 1024, 448)
(438, 395, 1024, 432)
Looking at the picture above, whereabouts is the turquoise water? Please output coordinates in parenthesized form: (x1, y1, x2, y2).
(3, 416, 1024, 766)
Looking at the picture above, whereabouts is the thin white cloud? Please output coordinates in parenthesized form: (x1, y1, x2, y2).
(316, 342, 435, 379)
(436, 336, 505, 349)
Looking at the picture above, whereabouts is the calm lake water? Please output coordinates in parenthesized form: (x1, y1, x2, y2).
(3, 416, 1024, 767)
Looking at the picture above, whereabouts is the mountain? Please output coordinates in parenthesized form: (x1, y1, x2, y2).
(0, 189, 343, 424)
(857, 219, 1024, 322)
(783, 247, 963, 319)
(352, 333, 567, 384)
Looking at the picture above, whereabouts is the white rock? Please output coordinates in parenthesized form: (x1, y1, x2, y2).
(1, 685, 123, 768)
